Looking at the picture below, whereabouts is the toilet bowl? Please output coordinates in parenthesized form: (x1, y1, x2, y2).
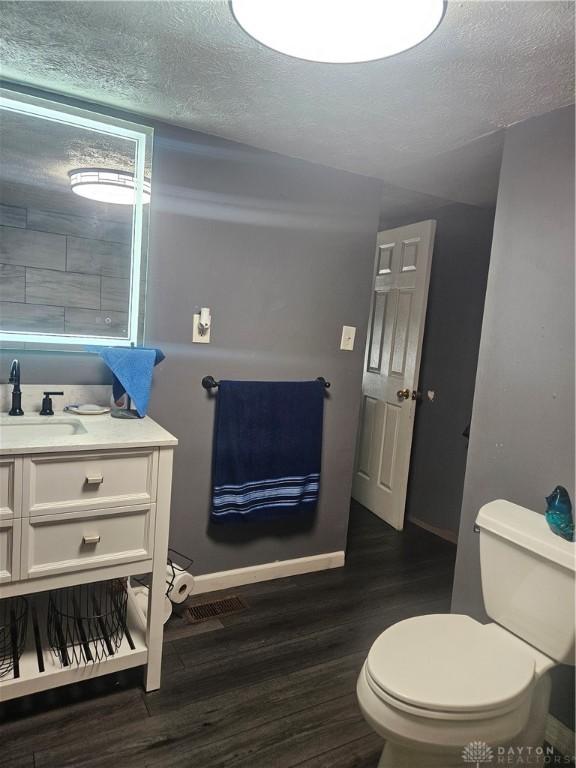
(357, 501, 575, 767)
(357, 614, 553, 767)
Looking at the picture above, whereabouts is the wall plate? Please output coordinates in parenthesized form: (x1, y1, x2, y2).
(192, 313, 211, 343)
(340, 325, 356, 351)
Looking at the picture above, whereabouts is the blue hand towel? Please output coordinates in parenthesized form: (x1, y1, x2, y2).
(211, 380, 324, 522)
(98, 347, 165, 417)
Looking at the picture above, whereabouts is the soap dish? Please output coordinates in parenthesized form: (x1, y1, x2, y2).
(65, 404, 111, 415)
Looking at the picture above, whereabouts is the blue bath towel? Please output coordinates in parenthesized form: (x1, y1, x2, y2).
(98, 347, 165, 417)
(211, 380, 325, 522)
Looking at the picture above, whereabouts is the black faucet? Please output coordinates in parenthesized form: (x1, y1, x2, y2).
(8, 359, 24, 416)
(40, 391, 64, 416)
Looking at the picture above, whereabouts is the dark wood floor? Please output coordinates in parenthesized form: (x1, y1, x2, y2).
(0, 502, 456, 768)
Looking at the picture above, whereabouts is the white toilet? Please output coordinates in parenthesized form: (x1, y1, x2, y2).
(357, 500, 575, 768)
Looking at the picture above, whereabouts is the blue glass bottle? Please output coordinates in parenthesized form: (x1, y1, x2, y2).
(545, 486, 574, 542)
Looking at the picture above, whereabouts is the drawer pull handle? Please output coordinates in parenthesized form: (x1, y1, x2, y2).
(85, 474, 104, 486)
(82, 534, 101, 545)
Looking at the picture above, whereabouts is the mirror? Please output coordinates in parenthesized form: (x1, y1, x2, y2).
(0, 89, 153, 349)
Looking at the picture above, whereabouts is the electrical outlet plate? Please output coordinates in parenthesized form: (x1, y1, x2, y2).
(340, 325, 356, 351)
(192, 313, 211, 343)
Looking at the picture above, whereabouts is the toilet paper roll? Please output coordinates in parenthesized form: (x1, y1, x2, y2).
(130, 585, 172, 625)
(166, 562, 195, 604)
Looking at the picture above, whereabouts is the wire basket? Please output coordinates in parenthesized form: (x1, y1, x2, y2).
(47, 579, 128, 667)
(0, 597, 28, 679)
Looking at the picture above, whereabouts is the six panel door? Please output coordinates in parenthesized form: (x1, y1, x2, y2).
(352, 221, 435, 529)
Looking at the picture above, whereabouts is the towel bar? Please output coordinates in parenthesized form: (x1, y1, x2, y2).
(201, 376, 330, 390)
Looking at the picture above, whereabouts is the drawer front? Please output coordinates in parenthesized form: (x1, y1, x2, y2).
(23, 449, 157, 517)
(22, 504, 155, 579)
(0, 518, 21, 583)
(0, 458, 20, 519)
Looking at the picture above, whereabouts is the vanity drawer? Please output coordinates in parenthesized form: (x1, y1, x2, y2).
(0, 518, 21, 583)
(21, 504, 155, 579)
(0, 458, 20, 519)
(23, 449, 157, 517)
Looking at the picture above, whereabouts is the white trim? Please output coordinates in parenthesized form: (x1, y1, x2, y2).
(193, 551, 345, 594)
(545, 714, 575, 759)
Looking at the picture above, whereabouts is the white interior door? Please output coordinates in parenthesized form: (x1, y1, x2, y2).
(352, 220, 436, 529)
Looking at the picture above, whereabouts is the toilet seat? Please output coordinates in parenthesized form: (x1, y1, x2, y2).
(365, 614, 537, 720)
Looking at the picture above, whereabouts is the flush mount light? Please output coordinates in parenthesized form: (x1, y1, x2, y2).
(231, 0, 445, 63)
(68, 169, 151, 205)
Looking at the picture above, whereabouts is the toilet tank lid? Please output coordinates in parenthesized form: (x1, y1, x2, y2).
(476, 500, 575, 572)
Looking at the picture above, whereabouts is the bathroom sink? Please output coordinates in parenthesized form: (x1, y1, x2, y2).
(0, 417, 88, 439)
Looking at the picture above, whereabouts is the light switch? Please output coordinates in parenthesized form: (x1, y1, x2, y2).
(340, 325, 356, 351)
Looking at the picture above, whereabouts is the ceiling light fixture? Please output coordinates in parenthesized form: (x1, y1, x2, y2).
(68, 169, 151, 205)
(230, 0, 445, 64)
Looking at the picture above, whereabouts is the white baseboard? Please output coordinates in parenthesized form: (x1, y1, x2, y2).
(193, 551, 345, 595)
(546, 714, 575, 759)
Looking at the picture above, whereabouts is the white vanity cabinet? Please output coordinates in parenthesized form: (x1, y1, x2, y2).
(0, 415, 177, 703)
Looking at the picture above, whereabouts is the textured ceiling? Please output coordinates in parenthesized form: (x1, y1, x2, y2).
(1, 1, 574, 210)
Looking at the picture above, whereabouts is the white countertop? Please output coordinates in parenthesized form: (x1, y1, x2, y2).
(0, 412, 178, 456)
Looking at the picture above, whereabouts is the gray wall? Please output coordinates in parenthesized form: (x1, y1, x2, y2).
(382, 204, 494, 539)
(452, 106, 575, 728)
(145, 125, 381, 573)
(0, 116, 382, 572)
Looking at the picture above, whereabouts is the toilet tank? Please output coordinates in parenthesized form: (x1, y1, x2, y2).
(477, 500, 575, 665)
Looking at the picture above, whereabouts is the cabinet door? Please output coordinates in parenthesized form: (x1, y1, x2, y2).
(0, 518, 21, 583)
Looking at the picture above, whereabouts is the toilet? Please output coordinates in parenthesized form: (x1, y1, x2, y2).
(357, 500, 575, 768)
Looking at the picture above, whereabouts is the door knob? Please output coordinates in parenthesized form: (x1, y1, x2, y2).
(397, 388, 411, 400)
